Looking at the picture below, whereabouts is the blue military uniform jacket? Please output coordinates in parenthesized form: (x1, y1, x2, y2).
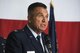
(5, 26, 50, 53)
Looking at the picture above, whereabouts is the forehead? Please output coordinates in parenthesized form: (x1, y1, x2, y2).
(33, 7, 48, 14)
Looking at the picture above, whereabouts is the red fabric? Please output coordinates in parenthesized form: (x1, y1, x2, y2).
(0, 19, 80, 53)
(0, 19, 27, 38)
(56, 22, 80, 53)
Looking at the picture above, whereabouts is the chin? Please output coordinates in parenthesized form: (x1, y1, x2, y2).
(40, 28, 46, 31)
(39, 27, 47, 31)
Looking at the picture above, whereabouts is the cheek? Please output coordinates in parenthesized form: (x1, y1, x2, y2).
(33, 19, 40, 26)
(45, 19, 48, 24)
(46, 19, 48, 23)
(35, 20, 41, 26)
(35, 18, 41, 24)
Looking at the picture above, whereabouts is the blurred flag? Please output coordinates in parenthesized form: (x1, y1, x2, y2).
(49, 1, 57, 53)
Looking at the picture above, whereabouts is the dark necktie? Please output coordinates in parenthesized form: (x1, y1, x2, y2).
(36, 35, 42, 46)
(37, 35, 44, 52)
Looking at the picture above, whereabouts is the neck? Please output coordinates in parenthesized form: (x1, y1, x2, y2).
(28, 23, 42, 34)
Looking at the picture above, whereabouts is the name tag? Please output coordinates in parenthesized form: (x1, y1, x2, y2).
(27, 51, 35, 53)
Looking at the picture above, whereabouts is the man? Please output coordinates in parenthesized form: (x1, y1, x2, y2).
(5, 2, 50, 53)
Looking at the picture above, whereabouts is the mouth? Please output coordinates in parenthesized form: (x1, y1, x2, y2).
(41, 24, 47, 27)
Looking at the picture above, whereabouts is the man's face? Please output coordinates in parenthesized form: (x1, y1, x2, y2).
(29, 7, 48, 32)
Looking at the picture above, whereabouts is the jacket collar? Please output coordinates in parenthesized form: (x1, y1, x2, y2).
(23, 25, 44, 53)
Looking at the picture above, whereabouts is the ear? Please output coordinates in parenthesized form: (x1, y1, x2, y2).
(28, 15, 32, 23)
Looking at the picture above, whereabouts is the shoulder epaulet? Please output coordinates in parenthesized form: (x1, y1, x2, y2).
(22, 29, 24, 31)
(14, 29, 25, 32)
(14, 30, 18, 32)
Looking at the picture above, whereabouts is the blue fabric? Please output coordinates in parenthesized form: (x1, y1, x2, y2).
(49, 4, 57, 53)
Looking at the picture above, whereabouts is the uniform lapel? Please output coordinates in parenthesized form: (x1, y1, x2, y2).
(42, 33, 50, 53)
(23, 26, 43, 53)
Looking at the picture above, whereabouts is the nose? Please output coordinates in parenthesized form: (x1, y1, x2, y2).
(42, 18, 45, 22)
(42, 17, 47, 23)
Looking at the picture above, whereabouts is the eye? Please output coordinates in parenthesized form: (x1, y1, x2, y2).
(37, 14, 43, 17)
(35, 14, 44, 19)
(45, 15, 48, 18)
